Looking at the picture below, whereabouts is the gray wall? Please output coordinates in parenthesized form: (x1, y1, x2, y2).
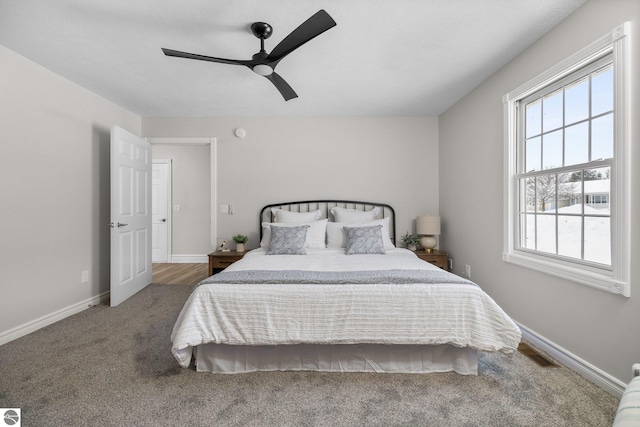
(0, 44, 141, 336)
(142, 117, 440, 250)
(151, 145, 211, 256)
(439, 0, 639, 383)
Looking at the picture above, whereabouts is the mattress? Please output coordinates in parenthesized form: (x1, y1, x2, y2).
(171, 248, 522, 369)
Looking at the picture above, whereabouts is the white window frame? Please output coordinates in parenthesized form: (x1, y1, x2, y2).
(502, 23, 630, 297)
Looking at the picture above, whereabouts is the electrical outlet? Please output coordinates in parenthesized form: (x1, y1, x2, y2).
(464, 265, 471, 278)
(81, 270, 89, 283)
(448, 258, 453, 272)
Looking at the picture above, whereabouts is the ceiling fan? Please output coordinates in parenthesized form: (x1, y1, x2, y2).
(162, 10, 336, 101)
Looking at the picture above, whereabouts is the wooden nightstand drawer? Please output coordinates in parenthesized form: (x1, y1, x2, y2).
(212, 257, 239, 268)
(208, 251, 246, 276)
(414, 249, 449, 271)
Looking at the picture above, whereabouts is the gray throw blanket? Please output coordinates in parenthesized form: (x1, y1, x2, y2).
(199, 269, 477, 287)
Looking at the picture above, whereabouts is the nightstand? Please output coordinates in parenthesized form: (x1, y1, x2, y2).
(414, 249, 449, 271)
(208, 250, 246, 276)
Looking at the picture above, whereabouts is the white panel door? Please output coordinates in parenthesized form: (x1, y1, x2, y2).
(110, 126, 152, 307)
(152, 161, 170, 262)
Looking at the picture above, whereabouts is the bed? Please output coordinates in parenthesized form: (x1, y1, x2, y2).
(171, 200, 521, 375)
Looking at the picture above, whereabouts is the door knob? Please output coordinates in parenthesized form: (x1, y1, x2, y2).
(161, 218, 167, 222)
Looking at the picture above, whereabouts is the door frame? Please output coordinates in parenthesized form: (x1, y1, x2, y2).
(152, 159, 172, 263)
(147, 137, 217, 253)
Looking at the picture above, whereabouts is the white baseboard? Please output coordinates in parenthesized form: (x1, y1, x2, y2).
(0, 291, 110, 346)
(168, 254, 208, 263)
(518, 322, 626, 398)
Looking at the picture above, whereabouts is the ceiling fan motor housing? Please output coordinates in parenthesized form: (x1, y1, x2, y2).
(251, 22, 273, 40)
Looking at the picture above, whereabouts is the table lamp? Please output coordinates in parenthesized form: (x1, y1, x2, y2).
(416, 215, 440, 253)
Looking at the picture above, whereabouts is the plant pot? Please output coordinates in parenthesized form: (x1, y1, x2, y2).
(236, 243, 245, 252)
(407, 244, 417, 251)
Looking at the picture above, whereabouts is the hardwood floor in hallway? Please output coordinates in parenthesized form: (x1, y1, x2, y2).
(152, 263, 209, 285)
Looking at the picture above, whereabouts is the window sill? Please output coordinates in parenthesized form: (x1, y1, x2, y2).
(503, 251, 629, 297)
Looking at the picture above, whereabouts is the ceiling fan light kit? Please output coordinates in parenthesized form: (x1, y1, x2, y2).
(252, 64, 273, 76)
(162, 10, 336, 101)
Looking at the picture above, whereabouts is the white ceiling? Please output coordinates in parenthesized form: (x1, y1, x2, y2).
(0, 0, 587, 117)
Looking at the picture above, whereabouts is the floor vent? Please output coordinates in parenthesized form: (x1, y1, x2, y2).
(518, 342, 560, 368)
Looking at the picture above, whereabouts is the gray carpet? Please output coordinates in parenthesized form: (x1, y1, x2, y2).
(0, 284, 618, 426)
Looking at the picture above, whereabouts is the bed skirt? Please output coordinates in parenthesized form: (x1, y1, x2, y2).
(193, 343, 478, 375)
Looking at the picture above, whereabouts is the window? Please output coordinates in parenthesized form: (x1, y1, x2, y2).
(520, 58, 612, 266)
(503, 23, 630, 296)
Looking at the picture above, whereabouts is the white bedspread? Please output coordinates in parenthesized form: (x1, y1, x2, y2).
(171, 248, 521, 368)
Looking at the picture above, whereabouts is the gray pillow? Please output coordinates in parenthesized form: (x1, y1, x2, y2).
(343, 225, 386, 255)
(266, 225, 309, 255)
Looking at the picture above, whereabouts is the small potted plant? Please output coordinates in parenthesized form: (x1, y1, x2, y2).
(402, 232, 420, 251)
(232, 234, 249, 252)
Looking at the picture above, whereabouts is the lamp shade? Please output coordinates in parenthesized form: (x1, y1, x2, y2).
(416, 216, 441, 235)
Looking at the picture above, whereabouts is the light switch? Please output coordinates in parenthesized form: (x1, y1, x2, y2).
(219, 204, 229, 214)
(173, 204, 181, 212)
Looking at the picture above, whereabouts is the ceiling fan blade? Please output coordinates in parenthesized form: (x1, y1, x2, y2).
(267, 10, 336, 63)
(264, 72, 298, 101)
(162, 48, 250, 66)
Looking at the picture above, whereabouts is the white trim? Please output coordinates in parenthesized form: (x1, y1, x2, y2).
(503, 23, 627, 103)
(504, 251, 617, 294)
(0, 292, 110, 346)
(147, 137, 218, 254)
(610, 22, 631, 297)
(146, 137, 210, 145)
(168, 254, 208, 263)
(518, 322, 626, 398)
(503, 22, 631, 296)
(503, 94, 517, 263)
(211, 138, 218, 251)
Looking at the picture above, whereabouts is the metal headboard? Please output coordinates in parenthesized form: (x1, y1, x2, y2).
(259, 199, 396, 245)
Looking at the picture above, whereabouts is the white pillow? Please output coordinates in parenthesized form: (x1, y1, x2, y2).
(261, 219, 328, 249)
(326, 217, 395, 249)
(271, 208, 322, 223)
(331, 206, 380, 223)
